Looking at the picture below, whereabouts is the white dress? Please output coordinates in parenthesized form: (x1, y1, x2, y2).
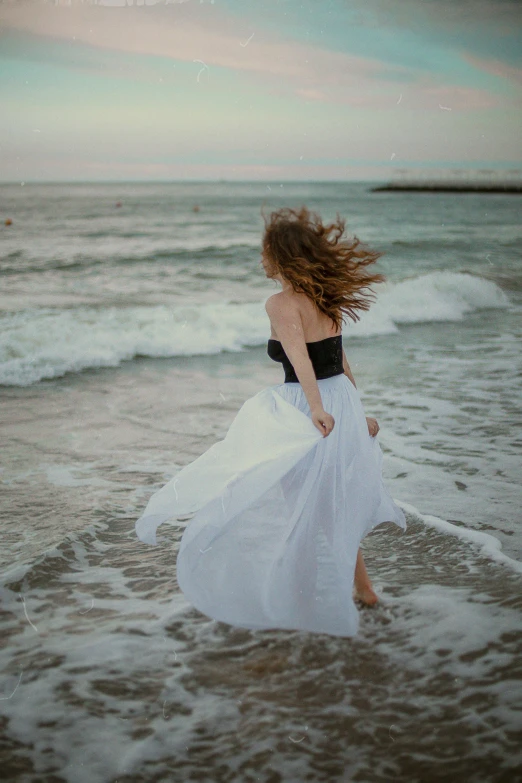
(135, 336, 407, 638)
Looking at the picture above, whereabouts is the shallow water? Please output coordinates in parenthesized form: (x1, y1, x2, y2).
(1, 182, 521, 780)
(2, 510, 521, 782)
(1, 354, 521, 781)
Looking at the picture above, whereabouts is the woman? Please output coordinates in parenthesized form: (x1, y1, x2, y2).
(135, 206, 406, 638)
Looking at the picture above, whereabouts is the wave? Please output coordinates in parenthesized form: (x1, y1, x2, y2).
(0, 272, 511, 386)
(0, 240, 259, 275)
(348, 270, 511, 337)
(396, 500, 522, 574)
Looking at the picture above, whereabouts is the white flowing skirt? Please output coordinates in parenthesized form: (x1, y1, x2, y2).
(135, 374, 406, 638)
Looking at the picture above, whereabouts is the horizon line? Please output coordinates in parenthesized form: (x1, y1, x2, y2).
(3, 174, 521, 186)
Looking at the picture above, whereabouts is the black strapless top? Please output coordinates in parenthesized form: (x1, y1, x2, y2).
(267, 335, 344, 383)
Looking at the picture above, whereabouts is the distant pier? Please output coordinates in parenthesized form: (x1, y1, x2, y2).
(372, 168, 522, 193)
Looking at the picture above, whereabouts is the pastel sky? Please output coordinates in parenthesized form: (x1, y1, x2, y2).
(0, 0, 521, 182)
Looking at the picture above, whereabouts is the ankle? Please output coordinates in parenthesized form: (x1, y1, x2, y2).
(354, 579, 374, 593)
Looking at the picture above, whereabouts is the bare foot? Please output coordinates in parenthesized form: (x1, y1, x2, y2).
(353, 585, 379, 607)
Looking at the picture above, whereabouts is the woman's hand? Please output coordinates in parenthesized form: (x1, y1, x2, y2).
(366, 417, 379, 437)
(312, 408, 335, 437)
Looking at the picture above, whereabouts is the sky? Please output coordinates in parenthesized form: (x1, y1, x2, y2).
(0, 0, 521, 182)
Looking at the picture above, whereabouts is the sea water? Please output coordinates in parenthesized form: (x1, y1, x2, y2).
(0, 182, 521, 782)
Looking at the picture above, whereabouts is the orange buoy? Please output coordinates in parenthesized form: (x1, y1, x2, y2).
(115, 201, 122, 208)
(192, 204, 200, 212)
(5, 218, 12, 226)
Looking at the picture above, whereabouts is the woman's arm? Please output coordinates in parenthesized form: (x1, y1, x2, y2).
(265, 295, 334, 437)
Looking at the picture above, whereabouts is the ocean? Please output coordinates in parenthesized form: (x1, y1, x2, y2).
(1, 181, 521, 782)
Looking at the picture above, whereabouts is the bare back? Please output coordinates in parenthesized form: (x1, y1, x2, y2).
(268, 290, 341, 342)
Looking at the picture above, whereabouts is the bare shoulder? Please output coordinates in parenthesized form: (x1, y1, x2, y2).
(264, 291, 305, 343)
(264, 292, 280, 314)
(264, 290, 299, 316)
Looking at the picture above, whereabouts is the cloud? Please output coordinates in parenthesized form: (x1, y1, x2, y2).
(364, 0, 522, 33)
(0, 0, 517, 112)
(349, 0, 522, 73)
(0, 3, 377, 79)
(462, 52, 522, 87)
(0, 1, 427, 107)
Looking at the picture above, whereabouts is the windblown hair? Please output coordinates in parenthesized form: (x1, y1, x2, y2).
(261, 205, 386, 330)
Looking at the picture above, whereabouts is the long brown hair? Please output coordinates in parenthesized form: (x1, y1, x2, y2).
(261, 205, 385, 330)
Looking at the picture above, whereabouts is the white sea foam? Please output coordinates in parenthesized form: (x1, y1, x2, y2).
(0, 301, 268, 386)
(349, 270, 510, 336)
(1, 514, 520, 783)
(0, 272, 510, 385)
(396, 499, 522, 574)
